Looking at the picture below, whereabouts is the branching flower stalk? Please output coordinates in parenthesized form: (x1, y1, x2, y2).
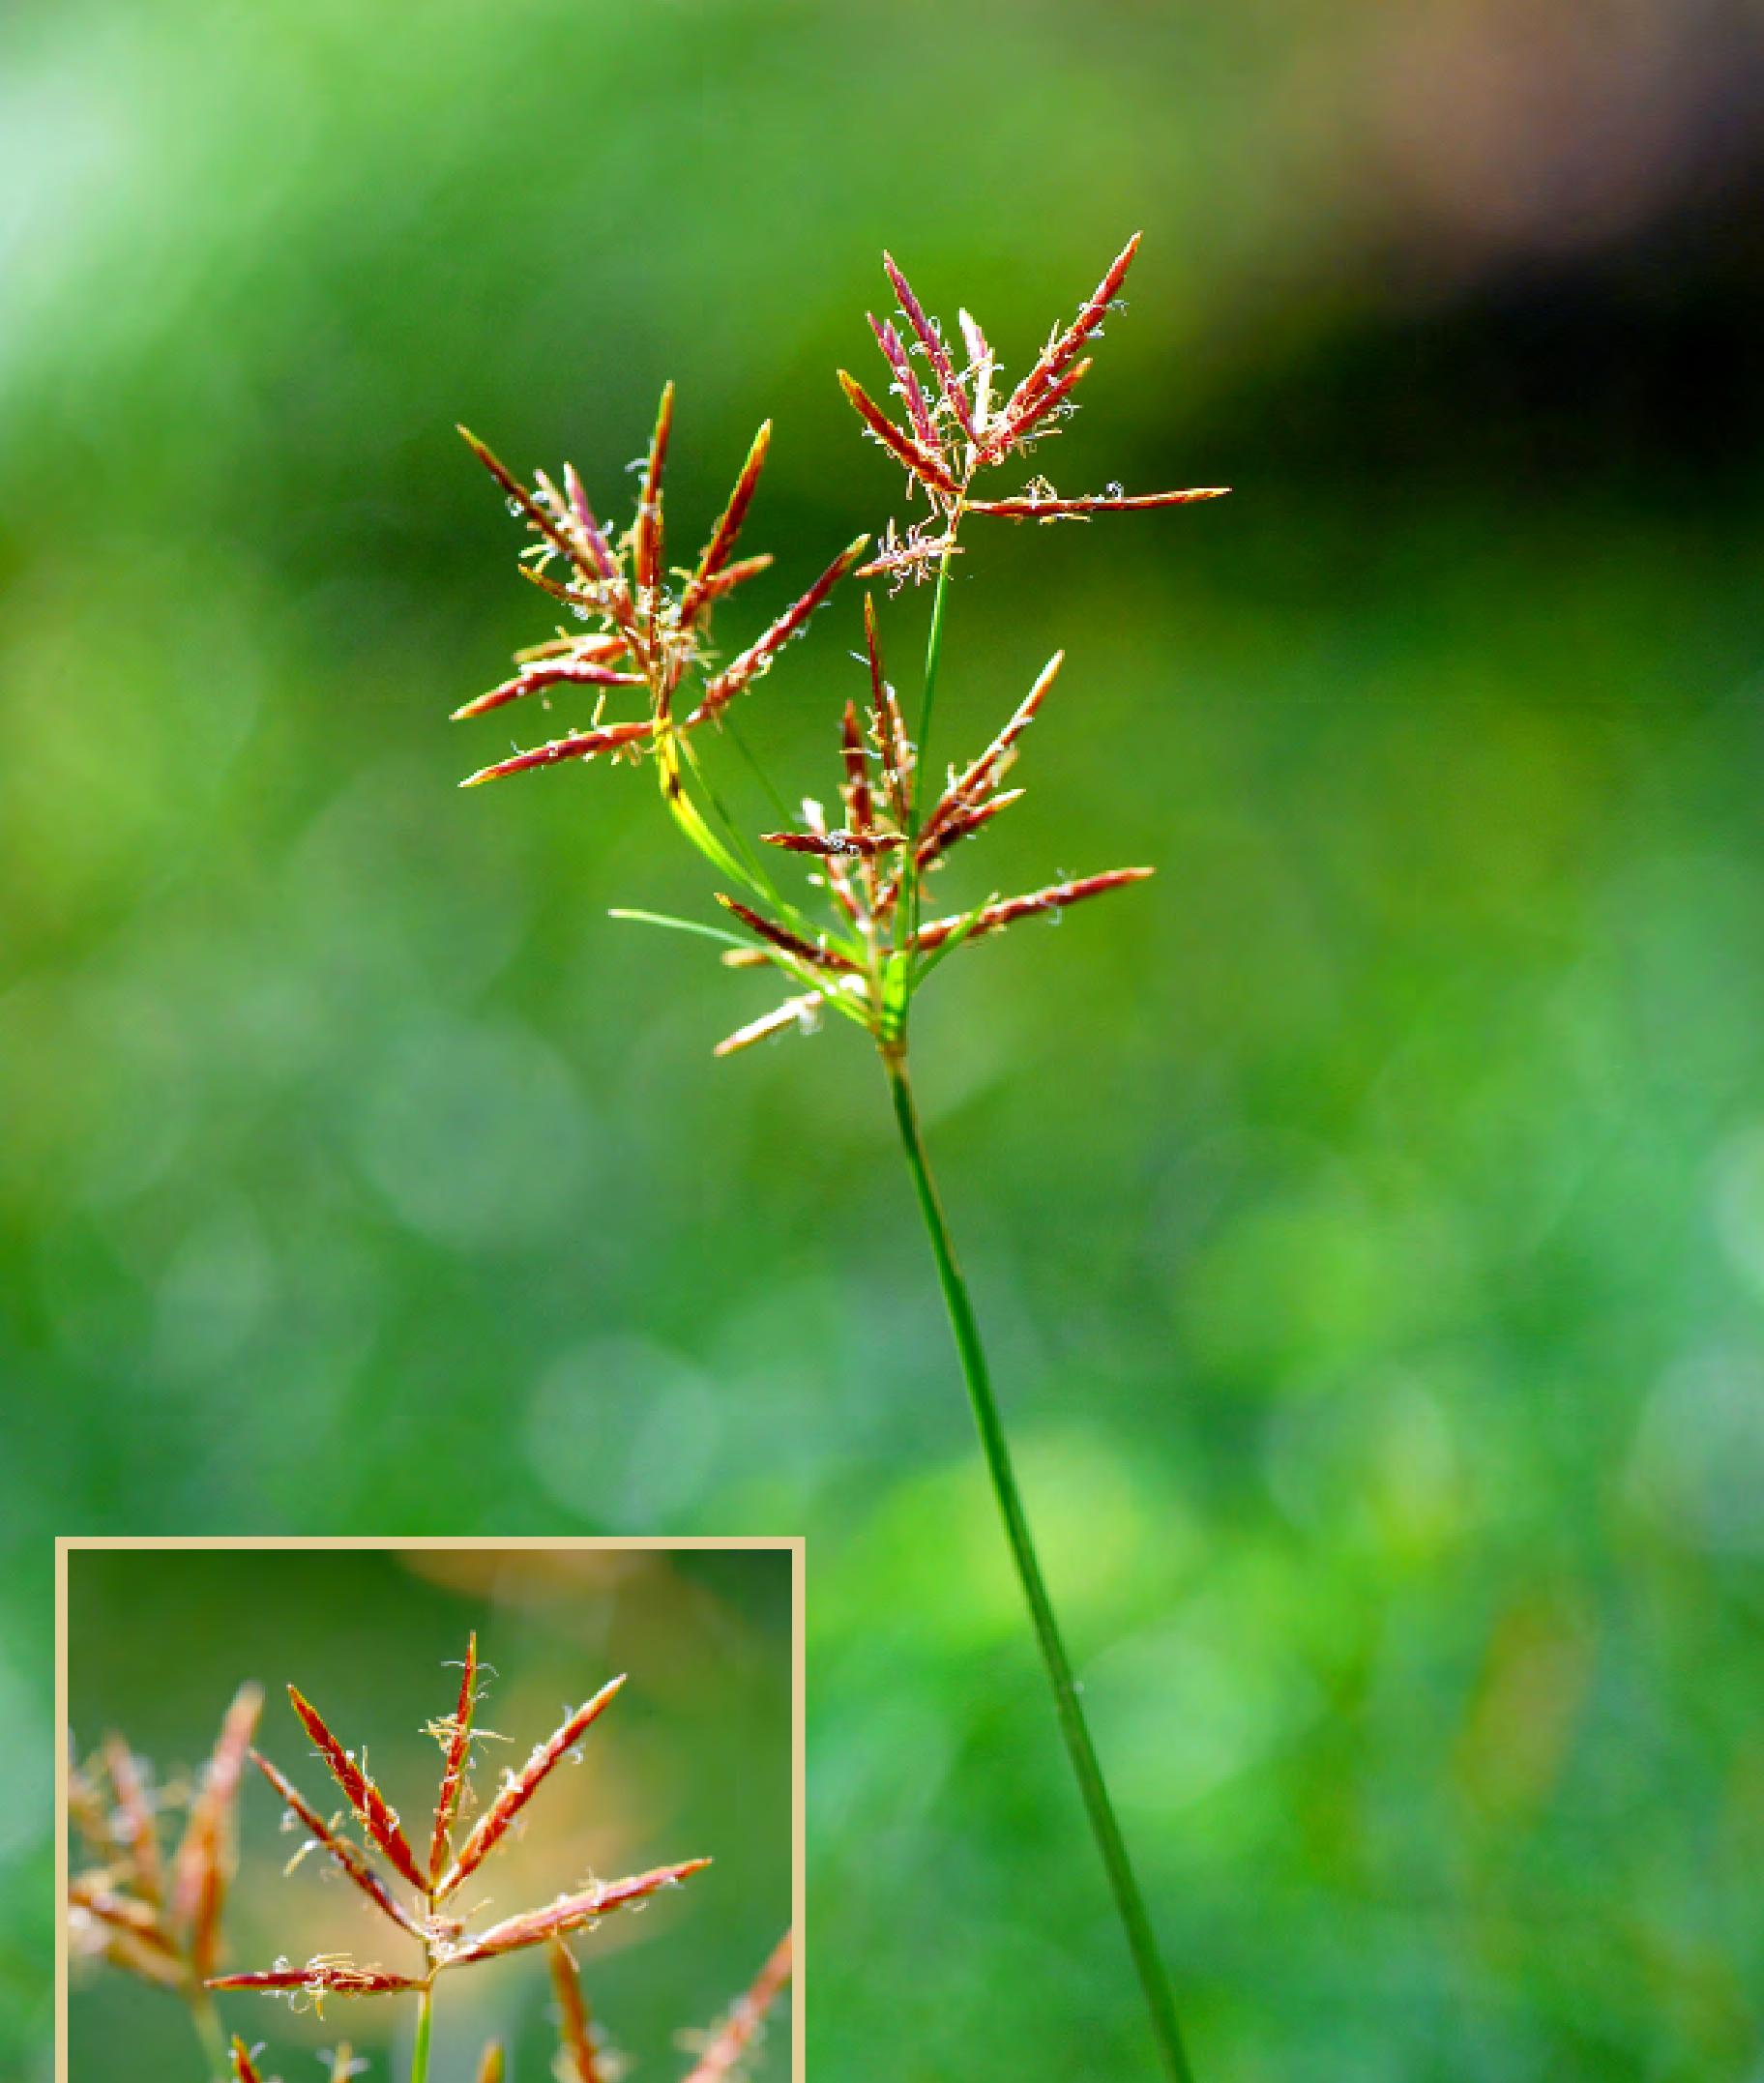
(455, 235, 1227, 2080)
(203, 1637, 708, 2083)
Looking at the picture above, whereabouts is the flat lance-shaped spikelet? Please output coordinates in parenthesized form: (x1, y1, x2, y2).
(996, 354, 1093, 445)
(867, 314, 938, 449)
(428, 1632, 479, 1886)
(458, 428, 581, 571)
(864, 595, 913, 824)
(514, 631, 629, 667)
(920, 650, 1062, 843)
(688, 535, 869, 727)
(168, 1682, 263, 1939)
(968, 486, 1230, 519)
(475, 2043, 507, 2083)
(103, 1736, 163, 1905)
(250, 1751, 423, 1938)
(548, 1936, 605, 2083)
(436, 1675, 626, 1901)
(881, 251, 976, 442)
(713, 980, 864, 1058)
(838, 371, 960, 497)
(683, 551, 774, 613)
(716, 895, 860, 972)
(561, 463, 631, 598)
(633, 382, 674, 593)
(1004, 231, 1141, 427)
(682, 421, 772, 622)
(452, 657, 644, 721)
(917, 788, 1024, 865)
(208, 1962, 426, 1996)
(68, 1879, 181, 1959)
(760, 827, 901, 860)
(443, 1859, 712, 1966)
(287, 1687, 427, 1894)
(230, 2037, 266, 2083)
(839, 699, 874, 836)
(914, 867, 1154, 951)
(460, 719, 652, 788)
(680, 1931, 795, 2083)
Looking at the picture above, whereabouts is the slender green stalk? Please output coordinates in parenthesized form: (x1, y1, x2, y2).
(911, 541, 956, 809)
(901, 541, 957, 955)
(190, 1989, 229, 2080)
(410, 1980, 433, 2083)
(883, 1056, 1195, 2083)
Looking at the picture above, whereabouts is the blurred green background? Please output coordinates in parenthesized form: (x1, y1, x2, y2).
(66, 1544, 792, 2081)
(6, 0, 1764, 2075)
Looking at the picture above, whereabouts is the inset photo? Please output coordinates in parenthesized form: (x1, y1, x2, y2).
(58, 1540, 800, 2083)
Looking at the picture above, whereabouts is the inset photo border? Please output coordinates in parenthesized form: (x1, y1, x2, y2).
(56, 1539, 802, 2083)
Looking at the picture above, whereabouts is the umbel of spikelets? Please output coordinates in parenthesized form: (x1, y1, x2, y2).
(839, 233, 1228, 587)
(206, 1634, 707, 2017)
(453, 389, 867, 791)
(708, 600, 1154, 1056)
(226, 1929, 793, 2083)
(67, 1682, 263, 2007)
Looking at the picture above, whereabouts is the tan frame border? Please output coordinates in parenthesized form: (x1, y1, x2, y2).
(56, 1536, 806, 2083)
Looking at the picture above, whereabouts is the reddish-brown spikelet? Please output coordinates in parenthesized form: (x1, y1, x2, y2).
(633, 383, 675, 593)
(760, 828, 900, 860)
(998, 354, 1094, 444)
(881, 252, 975, 441)
(230, 2036, 266, 2083)
(514, 631, 629, 667)
(68, 1879, 181, 1957)
(286, 1687, 427, 1894)
(452, 658, 644, 721)
(103, 1736, 162, 1905)
(716, 895, 860, 971)
(250, 1752, 423, 1938)
(561, 463, 632, 600)
(475, 2043, 506, 2083)
(863, 596, 913, 823)
(688, 535, 869, 727)
(68, 1757, 120, 1863)
(919, 651, 1061, 844)
(548, 1936, 605, 2083)
(968, 486, 1230, 518)
(444, 1859, 712, 1966)
(168, 1682, 263, 1938)
(1005, 231, 1141, 424)
(436, 1676, 626, 1901)
(917, 789, 1024, 865)
(682, 422, 772, 622)
(867, 315, 938, 449)
(190, 1850, 227, 1982)
(713, 983, 859, 1057)
(839, 700, 874, 836)
(915, 867, 1154, 951)
(209, 1963, 426, 1995)
(838, 372, 959, 497)
(459, 719, 653, 788)
(679, 1930, 794, 2083)
(428, 1632, 478, 1888)
(458, 429, 580, 571)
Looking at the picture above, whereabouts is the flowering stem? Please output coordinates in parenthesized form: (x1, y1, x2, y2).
(882, 1054, 1195, 2083)
(190, 1988, 228, 2080)
(409, 1980, 433, 2083)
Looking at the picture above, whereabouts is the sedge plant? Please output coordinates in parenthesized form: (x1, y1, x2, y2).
(454, 235, 1227, 2081)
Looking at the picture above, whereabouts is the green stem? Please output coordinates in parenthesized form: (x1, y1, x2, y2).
(190, 1988, 229, 2080)
(911, 541, 956, 821)
(883, 1054, 1195, 2083)
(410, 1981, 433, 2083)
